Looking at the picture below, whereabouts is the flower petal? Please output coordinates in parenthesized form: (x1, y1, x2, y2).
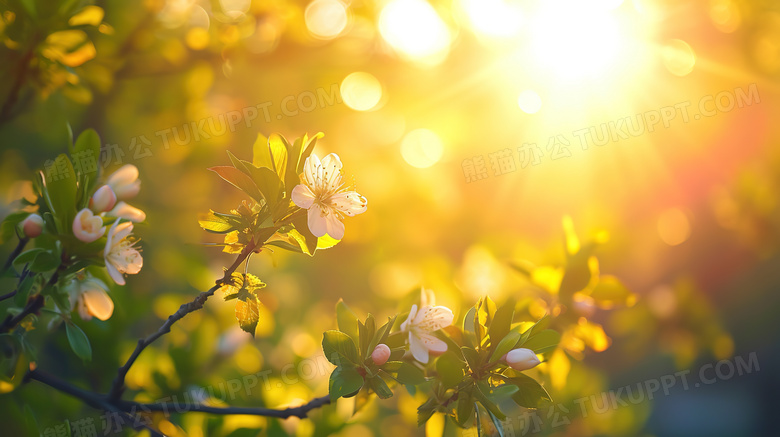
(291, 184, 315, 209)
(409, 333, 430, 364)
(413, 305, 454, 332)
(400, 304, 418, 332)
(320, 153, 343, 191)
(324, 209, 345, 240)
(417, 332, 448, 355)
(109, 201, 146, 223)
(307, 204, 328, 237)
(83, 287, 114, 321)
(330, 191, 367, 217)
(304, 154, 321, 187)
(106, 261, 125, 286)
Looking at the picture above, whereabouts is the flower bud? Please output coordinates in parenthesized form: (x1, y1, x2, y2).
(72, 208, 106, 243)
(21, 214, 44, 238)
(89, 185, 117, 213)
(371, 344, 391, 366)
(108, 201, 146, 223)
(505, 348, 541, 371)
(106, 164, 141, 200)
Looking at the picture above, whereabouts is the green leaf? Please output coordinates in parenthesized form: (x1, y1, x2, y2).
(416, 397, 437, 427)
(489, 330, 522, 364)
(30, 250, 60, 273)
(322, 330, 360, 366)
(66, 322, 92, 361)
(267, 133, 289, 181)
(506, 373, 552, 409)
(472, 385, 505, 420)
(235, 294, 261, 336)
(368, 316, 397, 361)
(252, 133, 274, 169)
(244, 164, 284, 207)
(336, 299, 359, 343)
(72, 128, 101, 190)
(198, 210, 236, 233)
(461, 346, 480, 372)
(519, 329, 561, 354)
(328, 366, 364, 402)
(487, 409, 506, 437)
(0, 211, 28, 244)
(292, 211, 318, 255)
(297, 133, 323, 173)
(436, 351, 466, 390)
(208, 166, 264, 203)
(13, 248, 45, 269)
(394, 362, 426, 385)
(43, 154, 78, 234)
(487, 298, 515, 349)
(455, 393, 475, 427)
(367, 375, 393, 399)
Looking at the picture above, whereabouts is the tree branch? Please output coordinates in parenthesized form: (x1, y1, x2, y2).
(27, 369, 165, 437)
(1, 236, 29, 276)
(116, 395, 331, 420)
(107, 241, 257, 400)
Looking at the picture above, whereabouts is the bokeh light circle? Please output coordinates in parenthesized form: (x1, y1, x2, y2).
(400, 129, 444, 168)
(305, 0, 349, 40)
(662, 39, 696, 76)
(517, 89, 542, 114)
(657, 208, 691, 246)
(340, 72, 383, 111)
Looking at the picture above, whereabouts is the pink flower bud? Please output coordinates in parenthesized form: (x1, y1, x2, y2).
(371, 344, 391, 366)
(89, 185, 117, 213)
(505, 348, 541, 371)
(72, 208, 106, 243)
(21, 214, 44, 238)
(106, 164, 141, 200)
(108, 201, 146, 223)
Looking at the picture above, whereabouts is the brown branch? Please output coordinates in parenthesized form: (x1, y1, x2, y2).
(107, 241, 257, 400)
(27, 369, 165, 437)
(1, 236, 29, 276)
(0, 293, 43, 333)
(116, 395, 331, 420)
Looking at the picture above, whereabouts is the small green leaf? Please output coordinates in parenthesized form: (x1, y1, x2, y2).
(487, 298, 515, 348)
(487, 409, 506, 437)
(394, 362, 426, 385)
(13, 248, 45, 269)
(322, 330, 360, 366)
(72, 128, 101, 191)
(416, 398, 437, 427)
(328, 366, 364, 402)
(506, 373, 552, 409)
(436, 351, 466, 390)
(461, 346, 480, 372)
(252, 133, 274, 169)
(473, 385, 505, 421)
(489, 330, 522, 364)
(292, 212, 318, 255)
(198, 210, 235, 233)
(455, 394, 475, 427)
(519, 329, 561, 354)
(43, 154, 78, 235)
(0, 211, 28, 244)
(267, 133, 289, 180)
(208, 166, 264, 203)
(367, 375, 393, 399)
(66, 322, 92, 361)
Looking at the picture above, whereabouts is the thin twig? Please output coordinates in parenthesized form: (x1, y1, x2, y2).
(27, 369, 165, 437)
(0, 293, 43, 333)
(1, 236, 29, 275)
(107, 241, 256, 400)
(116, 395, 331, 420)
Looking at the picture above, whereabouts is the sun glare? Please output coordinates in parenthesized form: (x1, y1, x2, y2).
(379, 0, 451, 65)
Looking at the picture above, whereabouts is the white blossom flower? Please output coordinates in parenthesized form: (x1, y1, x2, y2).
(291, 153, 367, 240)
(104, 219, 143, 285)
(400, 303, 453, 364)
(72, 208, 106, 243)
(504, 348, 541, 371)
(70, 276, 114, 321)
(90, 185, 117, 213)
(107, 201, 146, 223)
(21, 213, 43, 238)
(106, 164, 141, 200)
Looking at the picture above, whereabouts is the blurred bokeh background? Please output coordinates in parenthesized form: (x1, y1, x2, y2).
(1, 0, 779, 435)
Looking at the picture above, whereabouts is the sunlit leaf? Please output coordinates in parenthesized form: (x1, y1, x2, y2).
(329, 366, 364, 402)
(235, 295, 261, 336)
(68, 5, 104, 26)
(65, 323, 91, 361)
